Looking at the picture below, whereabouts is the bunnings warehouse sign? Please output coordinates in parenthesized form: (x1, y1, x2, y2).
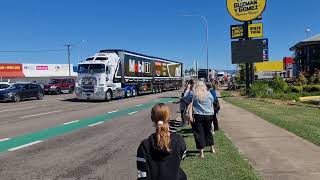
(227, 0, 266, 22)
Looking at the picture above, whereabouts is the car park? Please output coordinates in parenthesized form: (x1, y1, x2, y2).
(0, 83, 44, 102)
(44, 78, 75, 95)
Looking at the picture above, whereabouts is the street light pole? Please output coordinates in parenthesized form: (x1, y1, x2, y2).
(65, 44, 71, 77)
(182, 14, 209, 81)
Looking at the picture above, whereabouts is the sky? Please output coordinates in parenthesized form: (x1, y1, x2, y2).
(0, 0, 319, 70)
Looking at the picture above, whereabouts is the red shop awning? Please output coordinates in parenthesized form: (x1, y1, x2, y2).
(0, 71, 25, 78)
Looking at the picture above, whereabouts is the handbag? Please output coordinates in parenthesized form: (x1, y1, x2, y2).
(183, 97, 195, 123)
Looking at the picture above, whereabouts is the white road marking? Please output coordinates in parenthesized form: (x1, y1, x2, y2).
(128, 111, 138, 115)
(108, 110, 119, 114)
(8, 140, 43, 151)
(135, 104, 143, 107)
(154, 100, 160, 102)
(63, 120, 79, 125)
(89, 122, 104, 127)
(0, 106, 34, 113)
(0, 138, 10, 142)
(19, 110, 63, 119)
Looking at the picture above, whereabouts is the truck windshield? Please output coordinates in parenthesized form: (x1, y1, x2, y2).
(78, 64, 105, 73)
(49, 79, 61, 84)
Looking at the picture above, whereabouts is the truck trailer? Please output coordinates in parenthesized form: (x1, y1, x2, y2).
(75, 49, 183, 101)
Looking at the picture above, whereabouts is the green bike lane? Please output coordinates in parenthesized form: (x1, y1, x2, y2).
(0, 98, 174, 153)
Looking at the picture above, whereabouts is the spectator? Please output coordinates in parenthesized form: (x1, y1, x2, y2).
(136, 103, 187, 180)
(180, 80, 195, 126)
(191, 80, 216, 158)
(206, 83, 220, 132)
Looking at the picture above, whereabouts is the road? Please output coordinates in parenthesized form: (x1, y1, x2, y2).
(0, 91, 181, 180)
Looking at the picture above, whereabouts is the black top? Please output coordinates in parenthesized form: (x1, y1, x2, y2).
(136, 133, 187, 180)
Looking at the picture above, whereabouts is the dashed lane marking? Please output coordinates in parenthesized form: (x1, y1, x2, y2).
(108, 110, 119, 114)
(8, 140, 43, 151)
(63, 120, 80, 125)
(135, 104, 143, 107)
(128, 111, 138, 115)
(88, 122, 104, 127)
(0, 138, 10, 142)
(0, 106, 34, 113)
(19, 110, 63, 119)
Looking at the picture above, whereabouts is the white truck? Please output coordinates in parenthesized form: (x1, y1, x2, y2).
(76, 49, 183, 101)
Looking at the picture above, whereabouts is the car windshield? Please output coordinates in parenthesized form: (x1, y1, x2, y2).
(8, 84, 26, 90)
(78, 64, 105, 73)
(49, 79, 61, 84)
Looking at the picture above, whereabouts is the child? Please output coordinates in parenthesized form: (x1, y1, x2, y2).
(136, 103, 187, 180)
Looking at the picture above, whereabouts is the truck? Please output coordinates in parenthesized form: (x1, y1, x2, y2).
(75, 49, 183, 101)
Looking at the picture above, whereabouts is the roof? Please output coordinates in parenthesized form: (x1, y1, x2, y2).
(99, 49, 182, 64)
(290, 34, 320, 51)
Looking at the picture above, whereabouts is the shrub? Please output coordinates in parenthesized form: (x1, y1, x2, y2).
(295, 73, 307, 86)
(249, 81, 270, 98)
(303, 84, 320, 92)
(289, 86, 303, 93)
(269, 76, 289, 93)
(310, 70, 320, 84)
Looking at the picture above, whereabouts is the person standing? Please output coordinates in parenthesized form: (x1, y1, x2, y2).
(136, 103, 187, 180)
(191, 80, 216, 158)
(206, 83, 220, 132)
(179, 80, 195, 126)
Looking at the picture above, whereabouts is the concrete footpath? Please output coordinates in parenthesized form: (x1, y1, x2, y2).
(219, 99, 320, 180)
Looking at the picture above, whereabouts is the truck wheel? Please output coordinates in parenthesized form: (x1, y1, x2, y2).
(126, 89, 131, 98)
(132, 88, 137, 97)
(105, 90, 113, 102)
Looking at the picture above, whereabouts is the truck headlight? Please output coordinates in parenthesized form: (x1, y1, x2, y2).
(96, 87, 104, 93)
(6, 92, 13, 97)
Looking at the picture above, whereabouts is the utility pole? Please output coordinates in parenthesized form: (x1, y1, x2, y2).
(65, 44, 71, 77)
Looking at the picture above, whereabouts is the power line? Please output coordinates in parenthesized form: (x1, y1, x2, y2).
(0, 49, 65, 53)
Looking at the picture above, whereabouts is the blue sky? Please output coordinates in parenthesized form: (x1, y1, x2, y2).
(0, 0, 319, 70)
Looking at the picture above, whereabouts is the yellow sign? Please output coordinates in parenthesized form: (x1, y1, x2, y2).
(255, 61, 283, 72)
(231, 24, 245, 39)
(227, 0, 266, 22)
(248, 23, 263, 38)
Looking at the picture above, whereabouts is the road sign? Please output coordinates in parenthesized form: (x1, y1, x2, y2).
(231, 39, 265, 64)
(248, 23, 263, 38)
(230, 24, 247, 39)
(262, 38, 269, 61)
(226, 0, 267, 22)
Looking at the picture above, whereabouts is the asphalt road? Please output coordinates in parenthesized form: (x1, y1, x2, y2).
(0, 91, 181, 180)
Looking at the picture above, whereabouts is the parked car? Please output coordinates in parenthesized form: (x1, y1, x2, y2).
(0, 83, 44, 102)
(0, 82, 11, 90)
(44, 78, 75, 95)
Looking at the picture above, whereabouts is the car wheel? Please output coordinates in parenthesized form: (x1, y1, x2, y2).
(105, 90, 113, 102)
(12, 95, 21, 103)
(69, 87, 74, 94)
(56, 88, 61, 95)
(37, 92, 44, 100)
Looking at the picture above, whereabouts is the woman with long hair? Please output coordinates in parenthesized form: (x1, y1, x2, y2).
(136, 103, 187, 180)
(192, 80, 215, 158)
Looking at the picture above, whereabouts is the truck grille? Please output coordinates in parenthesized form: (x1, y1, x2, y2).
(81, 77, 97, 93)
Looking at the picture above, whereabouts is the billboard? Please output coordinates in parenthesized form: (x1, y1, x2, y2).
(226, 0, 267, 22)
(231, 39, 265, 64)
(22, 64, 77, 77)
